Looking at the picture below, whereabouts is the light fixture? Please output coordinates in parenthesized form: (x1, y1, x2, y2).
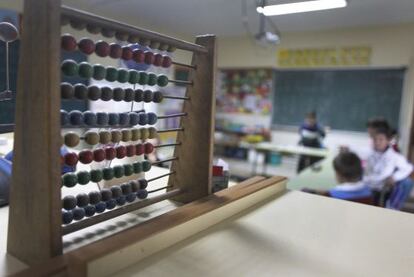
(257, 0, 347, 16)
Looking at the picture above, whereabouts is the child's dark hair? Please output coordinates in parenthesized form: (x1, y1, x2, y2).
(374, 125, 393, 139)
(366, 117, 389, 130)
(333, 152, 363, 182)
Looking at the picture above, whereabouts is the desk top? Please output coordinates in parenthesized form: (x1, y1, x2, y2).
(256, 142, 329, 157)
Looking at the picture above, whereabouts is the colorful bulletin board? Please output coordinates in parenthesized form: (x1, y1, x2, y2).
(217, 68, 272, 115)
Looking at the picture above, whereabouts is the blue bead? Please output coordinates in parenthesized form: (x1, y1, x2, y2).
(147, 112, 158, 125)
(137, 189, 148, 199)
(62, 210, 74, 225)
(126, 193, 136, 203)
(61, 110, 69, 126)
(138, 113, 148, 125)
(138, 179, 148, 189)
(83, 111, 97, 126)
(96, 112, 109, 126)
(129, 112, 139, 125)
(116, 195, 126, 206)
(72, 207, 85, 220)
(119, 112, 130, 126)
(108, 113, 120, 126)
(69, 110, 84, 126)
(106, 199, 117, 210)
(84, 205, 96, 217)
(95, 201, 106, 213)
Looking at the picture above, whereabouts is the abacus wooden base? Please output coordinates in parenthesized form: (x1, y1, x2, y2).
(12, 176, 286, 277)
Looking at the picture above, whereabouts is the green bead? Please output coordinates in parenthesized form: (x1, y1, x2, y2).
(62, 173, 78, 188)
(105, 66, 118, 82)
(117, 68, 130, 83)
(128, 70, 139, 84)
(139, 38, 150, 46)
(159, 44, 169, 51)
(150, 41, 160, 49)
(113, 165, 125, 178)
(133, 161, 142, 174)
(167, 45, 177, 52)
(90, 169, 103, 182)
(77, 170, 91, 185)
(142, 160, 151, 172)
(61, 59, 78, 76)
(147, 73, 157, 86)
(78, 62, 93, 79)
(138, 71, 149, 85)
(157, 74, 169, 87)
(102, 167, 115, 180)
(123, 164, 134, 176)
(93, 64, 106, 80)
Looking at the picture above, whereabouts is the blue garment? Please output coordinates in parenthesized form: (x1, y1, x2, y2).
(299, 123, 325, 148)
(329, 183, 372, 200)
(386, 177, 413, 210)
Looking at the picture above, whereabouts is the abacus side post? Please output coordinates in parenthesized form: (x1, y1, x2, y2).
(7, 0, 63, 265)
(167, 35, 216, 203)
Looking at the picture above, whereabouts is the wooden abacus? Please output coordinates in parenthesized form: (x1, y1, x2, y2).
(7, 0, 216, 265)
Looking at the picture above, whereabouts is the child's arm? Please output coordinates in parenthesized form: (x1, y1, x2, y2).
(301, 188, 330, 196)
(391, 154, 413, 182)
(363, 157, 395, 185)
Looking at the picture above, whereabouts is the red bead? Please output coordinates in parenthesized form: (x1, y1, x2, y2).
(109, 43, 122, 59)
(144, 143, 154, 154)
(132, 49, 145, 63)
(105, 147, 116, 160)
(78, 38, 95, 55)
(116, 145, 127, 159)
(135, 144, 144, 155)
(78, 150, 94, 164)
(126, 145, 136, 157)
(162, 56, 172, 68)
(95, 40, 110, 57)
(144, 51, 154, 65)
(64, 152, 78, 166)
(93, 148, 106, 162)
(122, 46, 133, 60)
(153, 53, 163, 66)
(61, 34, 77, 51)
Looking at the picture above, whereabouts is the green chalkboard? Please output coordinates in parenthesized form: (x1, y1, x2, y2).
(271, 68, 405, 131)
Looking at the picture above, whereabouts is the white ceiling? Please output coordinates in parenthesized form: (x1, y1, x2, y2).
(63, 0, 414, 36)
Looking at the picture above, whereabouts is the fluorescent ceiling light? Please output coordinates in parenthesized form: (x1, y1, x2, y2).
(257, 0, 347, 16)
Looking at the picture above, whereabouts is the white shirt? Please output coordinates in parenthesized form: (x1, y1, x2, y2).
(363, 147, 413, 190)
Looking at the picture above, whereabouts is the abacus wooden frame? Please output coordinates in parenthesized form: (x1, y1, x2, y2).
(7, 0, 216, 266)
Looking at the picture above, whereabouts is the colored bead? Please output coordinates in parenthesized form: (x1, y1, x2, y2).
(99, 130, 111, 144)
(101, 28, 115, 38)
(115, 32, 128, 41)
(116, 195, 126, 206)
(134, 89, 144, 102)
(83, 111, 97, 126)
(129, 180, 139, 192)
(138, 179, 148, 189)
(133, 162, 142, 173)
(140, 128, 149, 140)
(150, 41, 160, 50)
(64, 132, 80, 147)
(96, 112, 109, 126)
(78, 62, 94, 79)
(147, 112, 158, 125)
(86, 24, 101, 34)
(131, 128, 141, 141)
(123, 164, 134, 176)
(139, 38, 150, 46)
(105, 66, 118, 82)
(62, 195, 77, 210)
(100, 86, 113, 101)
(78, 38, 95, 55)
(144, 142, 154, 154)
(132, 49, 145, 63)
(84, 205, 96, 217)
(153, 53, 163, 66)
(122, 46, 133, 60)
(117, 68, 130, 83)
(105, 147, 117, 160)
(64, 152, 78, 167)
(143, 90, 153, 102)
(78, 150, 94, 164)
(126, 193, 136, 203)
(121, 129, 132, 142)
(142, 160, 151, 172)
(70, 20, 86, 30)
(109, 43, 122, 59)
(126, 112, 138, 126)
(102, 167, 115, 180)
(88, 191, 101, 205)
(108, 112, 120, 126)
(138, 71, 149, 85)
(144, 51, 154, 65)
(77, 170, 91, 185)
(162, 56, 172, 68)
(137, 189, 148, 199)
(76, 193, 89, 207)
(128, 70, 140, 84)
(135, 144, 144, 155)
(167, 45, 177, 52)
(61, 110, 69, 126)
(119, 112, 130, 126)
(138, 113, 148, 125)
(113, 87, 125, 102)
(93, 148, 106, 162)
(126, 145, 135, 157)
(110, 186, 122, 198)
(95, 201, 106, 213)
(148, 127, 157, 138)
(85, 131, 99, 145)
(90, 169, 103, 182)
(93, 64, 106, 80)
(69, 110, 84, 126)
(62, 173, 78, 187)
(106, 199, 117, 209)
(121, 183, 132, 195)
(74, 83, 88, 99)
(159, 43, 169, 51)
(113, 165, 125, 178)
(116, 145, 127, 159)
(72, 207, 85, 220)
(62, 210, 74, 224)
(157, 74, 169, 87)
(95, 40, 110, 57)
(61, 82, 74, 99)
(152, 91, 164, 103)
(61, 59, 78, 76)
(124, 88, 135, 102)
(147, 73, 157, 86)
(128, 36, 139, 43)
(110, 130, 122, 143)
(61, 34, 77, 51)
(100, 188, 112, 201)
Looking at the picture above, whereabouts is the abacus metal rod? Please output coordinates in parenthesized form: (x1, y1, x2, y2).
(168, 79, 193, 86)
(151, 157, 178, 165)
(157, 113, 187, 119)
(171, 61, 197, 69)
(62, 189, 182, 235)
(148, 185, 174, 194)
(163, 95, 190, 100)
(157, 128, 184, 133)
(147, 171, 176, 183)
(61, 6, 207, 54)
(155, 142, 181, 148)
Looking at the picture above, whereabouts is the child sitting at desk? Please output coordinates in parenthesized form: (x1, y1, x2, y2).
(302, 152, 372, 204)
